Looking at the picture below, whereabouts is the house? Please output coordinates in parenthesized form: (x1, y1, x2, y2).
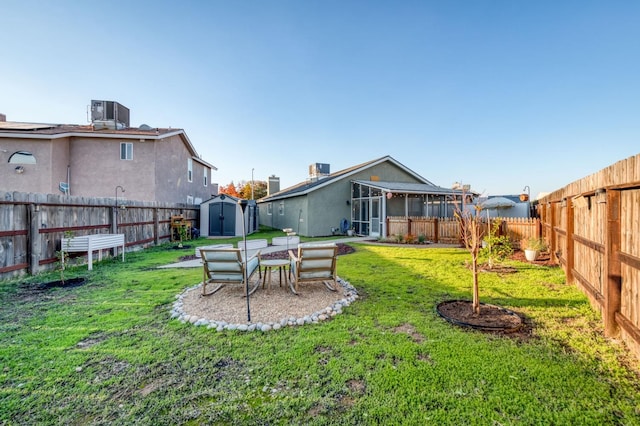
(0, 101, 216, 204)
(257, 155, 470, 238)
(200, 194, 258, 237)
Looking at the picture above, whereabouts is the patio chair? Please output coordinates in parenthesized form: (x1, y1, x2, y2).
(200, 248, 261, 296)
(288, 243, 338, 295)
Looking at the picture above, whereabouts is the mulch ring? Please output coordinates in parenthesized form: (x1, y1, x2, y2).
(437, 300, 528, 337)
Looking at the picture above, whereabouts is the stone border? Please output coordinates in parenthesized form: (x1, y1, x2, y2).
(170, 277, 358, 332)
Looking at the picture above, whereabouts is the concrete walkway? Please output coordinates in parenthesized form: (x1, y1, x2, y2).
(158, 236, 373, 268)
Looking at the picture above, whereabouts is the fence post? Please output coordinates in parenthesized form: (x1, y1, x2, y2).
(604, 190, 622, 337)
(434, 218, 439, 243)
(28, 203, 40, 275)
(566, 199, 575, 284)
(550, 202, 558, 263)
(154, 208, 160, 245)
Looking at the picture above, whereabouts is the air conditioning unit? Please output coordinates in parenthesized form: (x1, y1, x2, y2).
(90, 100, 130, 128)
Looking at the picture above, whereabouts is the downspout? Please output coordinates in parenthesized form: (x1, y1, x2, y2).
(67, 165, 71, 196)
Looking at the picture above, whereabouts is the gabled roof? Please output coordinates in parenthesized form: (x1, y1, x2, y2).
(0, 121, 216, 170)
(259, 155, 438, 202)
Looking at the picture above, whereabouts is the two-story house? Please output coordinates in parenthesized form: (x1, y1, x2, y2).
(0, 101, 216, 204)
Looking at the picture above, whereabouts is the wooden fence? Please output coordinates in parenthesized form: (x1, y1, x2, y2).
(538, 153, 640, 358)
(386, 216, 540, 246)
(0, 191, 199, 279)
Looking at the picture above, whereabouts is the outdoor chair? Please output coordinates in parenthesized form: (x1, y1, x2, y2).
(288, 243, 338, 295)
(200, 248, 261, 296)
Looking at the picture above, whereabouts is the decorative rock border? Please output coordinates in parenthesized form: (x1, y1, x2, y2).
(170, 277, 358, 332)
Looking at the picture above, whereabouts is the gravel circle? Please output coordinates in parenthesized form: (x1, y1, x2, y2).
(171, 277, 358, 332)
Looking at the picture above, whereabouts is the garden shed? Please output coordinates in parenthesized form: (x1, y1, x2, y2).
(199, 195, 258, 237)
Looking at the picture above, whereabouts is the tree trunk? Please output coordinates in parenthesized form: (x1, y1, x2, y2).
(472, 251, 480, 315)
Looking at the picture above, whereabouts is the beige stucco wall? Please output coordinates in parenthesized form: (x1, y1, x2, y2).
(0, 138, 58, 194)
(69, 136, 156, 201)
(1, 130, 214, 204)
(153, 135, 213, 204)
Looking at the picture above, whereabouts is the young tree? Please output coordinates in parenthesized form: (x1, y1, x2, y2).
(453, 191, 483, 315)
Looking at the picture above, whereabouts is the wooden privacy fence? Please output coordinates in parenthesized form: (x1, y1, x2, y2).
(538, 153, 640, 359)
(386, 216, 540, 246)
(0, 191, 199, 279)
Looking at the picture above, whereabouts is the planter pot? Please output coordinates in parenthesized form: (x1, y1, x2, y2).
(347, 230, 354, 236)
(524, 249, 538, 262)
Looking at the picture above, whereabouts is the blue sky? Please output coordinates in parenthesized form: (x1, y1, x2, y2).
(2, 1, 638, 198)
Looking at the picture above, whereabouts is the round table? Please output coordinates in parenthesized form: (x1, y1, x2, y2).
(261, 259, 289, 290)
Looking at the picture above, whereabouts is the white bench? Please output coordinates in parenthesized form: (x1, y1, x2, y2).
(272, 236, 300, 246)
(61, 234, 125, 270)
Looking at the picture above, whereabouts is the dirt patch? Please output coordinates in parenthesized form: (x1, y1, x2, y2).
(392, 323, 425, 343)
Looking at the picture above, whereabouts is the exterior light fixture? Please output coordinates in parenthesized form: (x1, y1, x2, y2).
(15, 166, 25, 174)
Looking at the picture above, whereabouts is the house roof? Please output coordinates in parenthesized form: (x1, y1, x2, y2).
(259, 155, 444, 202)
(0, 121, 216, 170)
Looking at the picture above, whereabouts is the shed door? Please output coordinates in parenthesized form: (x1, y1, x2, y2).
(209, 202, 236, 236)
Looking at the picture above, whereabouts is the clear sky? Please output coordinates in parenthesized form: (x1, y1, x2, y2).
(2, 0, 638, 198)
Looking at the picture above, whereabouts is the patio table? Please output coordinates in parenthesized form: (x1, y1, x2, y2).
(261, 259, 289, 291)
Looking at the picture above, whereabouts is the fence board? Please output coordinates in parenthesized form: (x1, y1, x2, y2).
(0, 191, 199, 279)
(538, 152, 640, 360)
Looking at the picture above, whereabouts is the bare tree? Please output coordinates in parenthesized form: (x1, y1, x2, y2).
(453, 191, 483, 315)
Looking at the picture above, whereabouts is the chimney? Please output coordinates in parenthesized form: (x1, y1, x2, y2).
(0, 113, 6, 122)
(268, 175, 280, 196)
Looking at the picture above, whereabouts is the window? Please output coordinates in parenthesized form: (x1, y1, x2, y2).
(8, 151, 36, 164)
(120, 143, 133, 160)
(267, 203, 273, 215)
(278, 201, 284, 215)
(187, 159, 193, 182)
(187, 195, 194, 205)
(203, 168, 208, 187)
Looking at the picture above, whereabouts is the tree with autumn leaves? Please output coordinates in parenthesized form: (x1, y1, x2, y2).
(218, 180, 267, 200)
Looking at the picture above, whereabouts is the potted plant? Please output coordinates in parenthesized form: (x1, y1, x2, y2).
(524, 237, 547, 262)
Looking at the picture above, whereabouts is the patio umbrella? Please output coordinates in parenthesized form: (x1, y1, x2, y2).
(479, 196, 517, 212)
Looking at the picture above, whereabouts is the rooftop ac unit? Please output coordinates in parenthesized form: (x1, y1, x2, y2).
(90, 100, 130, 128)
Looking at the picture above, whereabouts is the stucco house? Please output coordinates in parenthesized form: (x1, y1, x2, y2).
(258, 155, 469, 238)
(0, 101, 216, 204)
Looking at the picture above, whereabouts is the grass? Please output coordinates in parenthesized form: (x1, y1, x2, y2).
(1, 233, 639, 425)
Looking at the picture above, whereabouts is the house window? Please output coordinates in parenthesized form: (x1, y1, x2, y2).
(278, 201, 284, 215)
(267, 203, 273, 215)
(120, 143, 133, 160)
(187, 195, 194, 205)
(203, 168, 208, 187)
(188, 159, 193, 182)
(9, 151, 36, 164)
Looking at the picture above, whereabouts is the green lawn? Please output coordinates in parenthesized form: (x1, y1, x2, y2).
(1, 235, 639, 425)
